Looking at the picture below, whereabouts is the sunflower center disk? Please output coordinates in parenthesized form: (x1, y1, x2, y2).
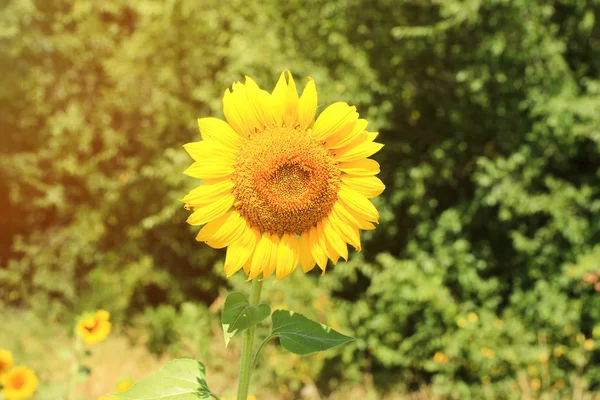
(233, 127, 341, 236)
(11, 374, 25, 389)
(84, 321, 99, 334)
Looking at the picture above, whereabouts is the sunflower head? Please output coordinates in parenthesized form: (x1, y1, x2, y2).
(76, 309, 112, 345)
(182, 70, 384, 281)
(0, 349, 13, 378)
(0, 366, 39, 400)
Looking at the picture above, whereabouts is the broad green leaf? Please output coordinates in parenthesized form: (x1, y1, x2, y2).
(114, 359, 213, 400)
(271, 310, 355, 355)
(221, 292, 271, 346)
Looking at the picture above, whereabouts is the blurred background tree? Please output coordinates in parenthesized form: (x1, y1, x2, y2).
(1, 0, 599, 398)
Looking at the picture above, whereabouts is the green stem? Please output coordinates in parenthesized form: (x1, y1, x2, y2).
(236, 277, 263, 400)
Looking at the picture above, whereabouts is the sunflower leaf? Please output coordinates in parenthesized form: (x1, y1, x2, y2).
(221, 291, 271, 346)
(271, 310, 355, 355)
(113, 359, 213, 400)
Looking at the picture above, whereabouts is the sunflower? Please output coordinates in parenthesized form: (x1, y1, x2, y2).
(0, 366, 39, 400)
(76, 309, 112, 345)
(0, 349, 13, 378)
(182, 70, 384, 280)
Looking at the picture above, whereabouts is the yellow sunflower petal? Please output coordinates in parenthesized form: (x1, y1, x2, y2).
(330, 209, 362, 251)
(283, 70, 299, 128)
(298, 77, 317, 130)
(186, 194, 234, 225)
(334, 200, 376, 231)
(248, 234, 270, 279)
(96, 309, 110, 321)
(196, 211, 245, 248)
(223, 85, 261, 137)
(197, 117, 244, 149)
(222, 88, 245, 137)
(312, 102, 358, 142)
(341, 176, 386, 198)
(244, 76, 275, 129)
(270, 71, 288, 127)
(333, 132, 384, 163)
(261, 233, 282, 280)
(324, 217, 348, 261)
(335, 140, 384, 163)
(184, 160, 235, 180)
(324, 119, 368, 150)
(181, 180, 235, 207)
(309, 225, 328, 271)
(274, 233, 299, 280)
(242, 251, 253, 275)
(367, 131, 379, 141)
(183, 141, 236, 162)
(249, 233, 279, 280)
(319, 223, 339, 267)
(224, 225, 259, 277)
(298, 231, 316, 272)
(338, 187, 379, 223)
(324, 243, 339, 266)
(0, 349, 14, 375)
(315, 220, 337, 270)
(237, 81, 265, 133)
(339, 158, 381, 176)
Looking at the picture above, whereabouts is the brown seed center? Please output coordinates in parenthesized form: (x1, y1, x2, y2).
(269, 163, 311, 200)
(11, 373, 25, 390)
(232, 127, 340, 235)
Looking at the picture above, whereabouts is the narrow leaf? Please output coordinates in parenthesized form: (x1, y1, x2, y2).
(271, 310, 355, 355)
(114, 359, 212, 400)
(221, 292, 271, 346)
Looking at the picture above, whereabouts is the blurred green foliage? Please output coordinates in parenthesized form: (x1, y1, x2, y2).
(1, 0, 600, 398)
